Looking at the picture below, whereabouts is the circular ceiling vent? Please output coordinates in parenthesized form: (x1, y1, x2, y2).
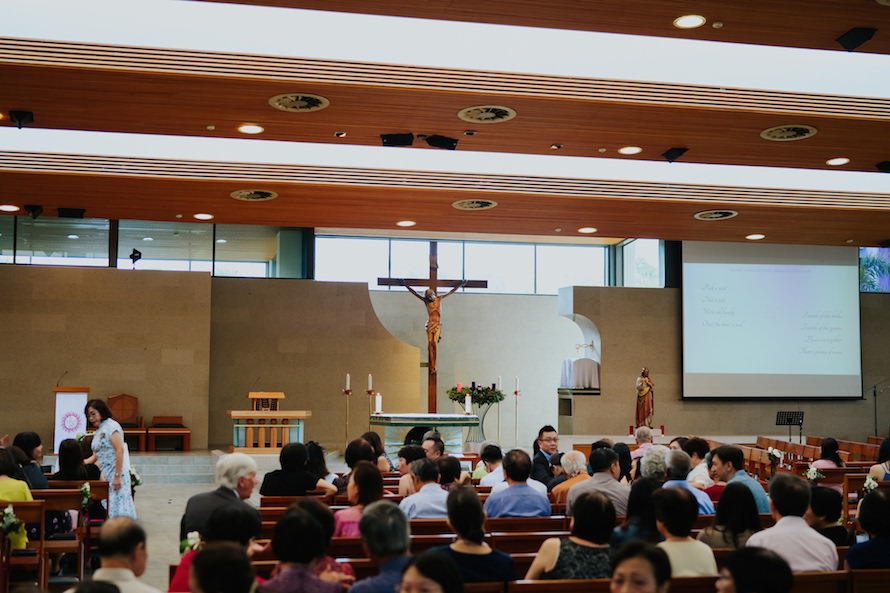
(452, 199, 498, 211)
(268, 93, 330, 113)
(693, 209, 738, 221)
(457, 105, 517, 124)
(230, 189, 278, 202)
(759, 124, 818, 141)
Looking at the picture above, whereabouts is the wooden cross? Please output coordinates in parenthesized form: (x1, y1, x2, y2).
(378, 241, 487, 412)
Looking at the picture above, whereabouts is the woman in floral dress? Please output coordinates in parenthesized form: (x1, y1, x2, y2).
(83, 399, 137, 518)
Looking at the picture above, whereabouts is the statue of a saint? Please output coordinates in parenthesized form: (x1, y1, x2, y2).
(635, 367, 654, 428)
(403, 282, 464, 374)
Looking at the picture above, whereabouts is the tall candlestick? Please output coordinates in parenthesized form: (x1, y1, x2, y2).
(515, 376, 519, 392)
(464, 395, 472, 414)
(498, 376, 502, 389)
(345, 373, 350, 390)
(375, 394, 382, 414)
(368, 374, 373, 390)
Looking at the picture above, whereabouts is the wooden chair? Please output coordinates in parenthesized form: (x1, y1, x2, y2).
(146, 415, 191, 452)
(789, 571, 849, 593)
(3, 500, 46, 590)
(850, 568, 890, 593)
(107, 393, 146, 451)
(46, 480, 111, 570)
(34, 489, 84, 584)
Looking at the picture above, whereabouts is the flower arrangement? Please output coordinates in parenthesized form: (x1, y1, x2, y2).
(130, 467, 142, 487)
(447, 384, 506, 407)
(804, 465, 825, 482)
(0, 504, 21, 535)
(180, 531, 202, 554)
(80, 482, 91, 508)
(766, 447, 784, 465)
(864, 475, 879, 493)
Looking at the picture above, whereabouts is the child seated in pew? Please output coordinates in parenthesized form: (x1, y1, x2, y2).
(653, 488, 717, 577)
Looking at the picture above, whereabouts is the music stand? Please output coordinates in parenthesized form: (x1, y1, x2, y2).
(776, 411, 805, 443)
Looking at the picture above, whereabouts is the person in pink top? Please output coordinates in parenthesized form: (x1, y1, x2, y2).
(811, 437, 845, 494)
(333, 461, 384, 537)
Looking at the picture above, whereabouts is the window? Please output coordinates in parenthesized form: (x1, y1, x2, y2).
(390, 240, 463, 289)
(622, 239, 663, 287)
(463, 242, 534, 294)
(315, 237, 389, 288)
(117, 220, 213, 271)
(535, 244, 607, 294)
(0, 216, 13, 264)
(15, 217, 109, 266)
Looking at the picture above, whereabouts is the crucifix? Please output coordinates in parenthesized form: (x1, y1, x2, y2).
(378, 241, 488, 412)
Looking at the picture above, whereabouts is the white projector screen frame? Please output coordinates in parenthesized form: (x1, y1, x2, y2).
(682, 242, 862, 399)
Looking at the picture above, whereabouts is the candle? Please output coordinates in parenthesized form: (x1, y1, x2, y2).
(368, 374, 373, 390)
(345, 373, 350, 390)
(471, 381, 476, 389)
(464, 394, 472, 414)
(375, 394, 382, 414)
(498, 376, 502, 389)
(515, 376, 519, 391)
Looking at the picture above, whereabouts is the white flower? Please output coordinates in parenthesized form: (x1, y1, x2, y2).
(187, 531, 201, 551)
(767, 447, 784, 464)
(129, 467, 142, 487)
(864, 476, 878, 493)
(80, 482, 91, 507)
(804, 465, 824, 481)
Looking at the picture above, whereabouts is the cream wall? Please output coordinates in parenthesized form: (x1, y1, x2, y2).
(564, 287, 890, 441)
(208, 279, 419, 449)
(0, 266, 211, 448)
(370, 292, 582, 449)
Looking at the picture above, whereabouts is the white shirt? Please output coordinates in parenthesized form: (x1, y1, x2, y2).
(491, 477, 547, 496)
(66, 568, 162, 593)
(479, 465, 504, 487)
(746, 516, 838, 572)
(687, 461, 714, 488)
(657, 539, 718, 577)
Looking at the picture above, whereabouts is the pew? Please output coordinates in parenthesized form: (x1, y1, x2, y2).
(3, 500, 46, 590)
(850, 568, 890, 593)
(33, 489, 84, 584)
(791, 571, 849, 593)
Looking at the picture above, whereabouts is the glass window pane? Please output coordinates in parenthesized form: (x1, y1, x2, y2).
(623, 238, 663, 287)
(118, 220, 213, 272)
(214, 224, 277, 278)
(464, 242, 534, 294)
(390, 240, 463, 290)
(535, 245, 606, 294)
(315, 237, 390, 288)
(0, 216, 13, 264)
(15, 217, 109, 266)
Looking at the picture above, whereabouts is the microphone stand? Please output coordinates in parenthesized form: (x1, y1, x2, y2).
(870, 378, 890, 437)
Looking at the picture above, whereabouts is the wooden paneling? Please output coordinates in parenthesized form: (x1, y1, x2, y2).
(198, 0, 890, 55)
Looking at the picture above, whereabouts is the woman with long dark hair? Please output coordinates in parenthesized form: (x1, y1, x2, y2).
(334, 460, 384, 537)
(611, 477, 662, 547)
(361, 431, 393, 473)
(697, 482, 762, 549)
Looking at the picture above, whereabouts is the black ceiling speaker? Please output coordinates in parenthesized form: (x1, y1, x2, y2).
(58, 208, 86, 219)
(8, 110, 34, 129)
(836, 27, 877, 51)
(878, 239, 890, 248)
(24, 204, 42, 219)
(877, 161, 890, 173)
(380, 133, 415, 147)
(425, 134, 459, 150)
(662, 147, 689, 163)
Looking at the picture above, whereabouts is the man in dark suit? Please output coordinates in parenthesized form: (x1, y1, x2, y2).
(179, 452, 261, 543)
(531, 424, 560, 485)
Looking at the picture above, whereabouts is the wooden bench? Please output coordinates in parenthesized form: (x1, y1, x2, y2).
(33, 489, 85, 584)
(791, 572, 850, 593)
(3, 500, 46, 590)
(850, 568, 890, 593)
(146, 415, 191, 451)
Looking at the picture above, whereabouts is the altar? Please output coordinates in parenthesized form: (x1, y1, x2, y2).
(227, 391, 311, 453)
(369, 413, 480, 458)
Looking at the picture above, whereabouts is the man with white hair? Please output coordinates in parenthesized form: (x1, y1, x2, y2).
(631, 426, 654, 460)
(179, 452, 261, 542)
(550, 450, 589, 505)
(662, 449, 715, 514)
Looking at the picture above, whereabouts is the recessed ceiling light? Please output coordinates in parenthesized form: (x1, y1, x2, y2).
(237, 124, 264, 135)
(67, 234, 79, 240)
(193, 213, 214, 221)
(0, 204, 20, 212)
(826, 157, 850, 166)
(578, 227, 598, 234)
(845, 239, 854, 244)
(674, 15, 706, 29)
(746, 233, 766, 241)
(216, 239, 227, 244)
(142, 237, 154, 241)
(396, 220, 417, 227)
(618, 146, 643, 155)
(175, 214, 183, 219)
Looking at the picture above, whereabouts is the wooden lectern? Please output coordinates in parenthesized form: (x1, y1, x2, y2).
(227, 391, 311, 453)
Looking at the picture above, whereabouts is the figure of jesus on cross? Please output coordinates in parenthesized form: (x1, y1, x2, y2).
(378, 241, 487, 412)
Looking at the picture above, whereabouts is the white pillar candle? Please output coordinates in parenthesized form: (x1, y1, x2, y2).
(375, 394, 382, 414)
(515, 376, 520, 392)
(498, 376, 502, 389)
(464, 394, 472, 414)
(368, 374, 373, 390)
(345, 373, 350, 390)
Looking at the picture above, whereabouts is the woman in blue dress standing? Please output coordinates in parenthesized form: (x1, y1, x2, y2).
(83, 399, 137, 518)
